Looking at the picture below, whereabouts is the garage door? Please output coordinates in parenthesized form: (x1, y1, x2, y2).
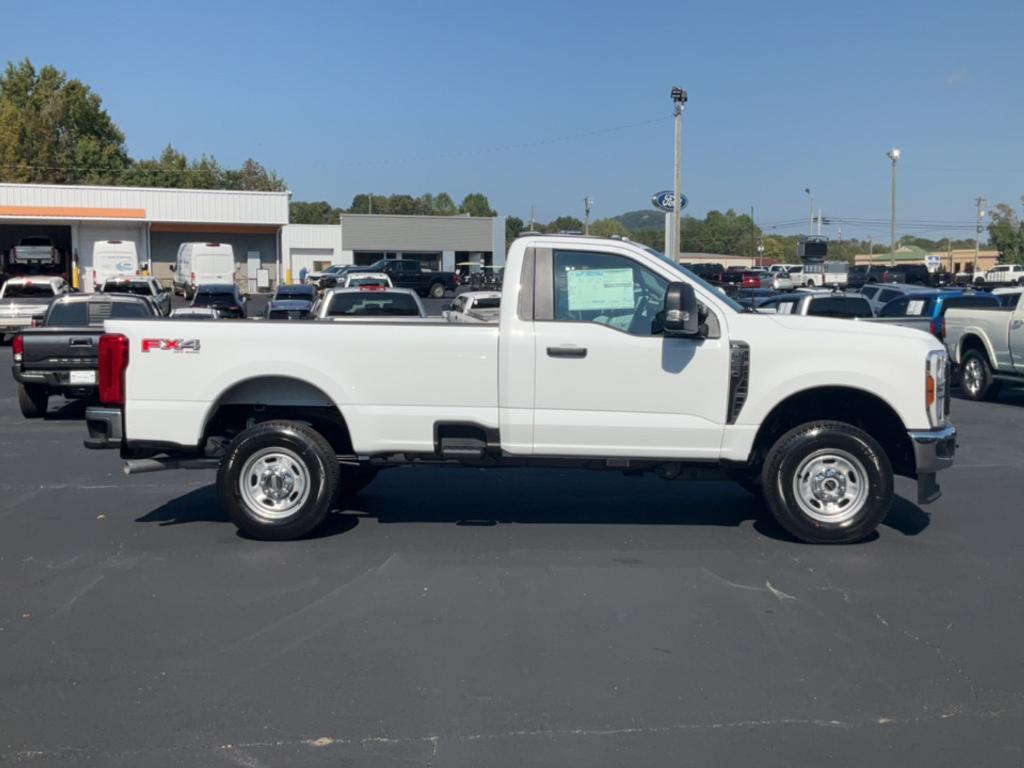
(289, 248, 335, 281)
(79, 224, 146, 293)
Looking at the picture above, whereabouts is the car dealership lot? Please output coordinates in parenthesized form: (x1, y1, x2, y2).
(0, 352, 1022, 766)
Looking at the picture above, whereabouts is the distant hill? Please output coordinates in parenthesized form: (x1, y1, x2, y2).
(613, 210, 665, 231)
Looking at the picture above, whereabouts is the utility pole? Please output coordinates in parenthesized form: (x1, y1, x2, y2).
(583, 197, 593, 236)
(805, 188, 813, 236)
(974, 196, 987, 273)
(887, 148, 901, 268)
(816, 209, 823, 237)
(868, 237, 873, 267)
(670, 86, 687, 260)
(750, 205, 756, 264)
(529, 205, 535, 231)
(368, 193, 373, 215)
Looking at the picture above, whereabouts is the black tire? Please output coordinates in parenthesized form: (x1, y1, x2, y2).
(805, 280, 814, 288)
(429, 282, 446, 299)
(217, 420, 340, 541)
(18, 384, 48, 419)
(960, 348, 1000, 402)
(761, 421, 893, 544)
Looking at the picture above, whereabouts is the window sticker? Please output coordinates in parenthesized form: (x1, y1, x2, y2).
(906, 299, 925, 316)
(566, 268, 634, 311)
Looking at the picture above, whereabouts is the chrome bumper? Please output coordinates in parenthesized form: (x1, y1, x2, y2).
(907, 424, 957, 504)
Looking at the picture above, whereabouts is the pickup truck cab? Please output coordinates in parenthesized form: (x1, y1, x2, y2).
(9, 236, 60, 267)
(312, 286, 427, 319)
(443, 291, 501, 323)
(0, 277, 68, 336)
(83, 235, 955, 544)
(755, 290, 874, 319)
(945, 297, 1024, 400)
(343, 272, 392, 289)
(875, 290, 999, 340)
(101, 276, 172, 316)
(982, 264, 1024, 286)
(12, 294, 157, 418)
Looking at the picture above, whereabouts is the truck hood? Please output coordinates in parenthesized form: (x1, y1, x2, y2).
(740, 313, 944, 350)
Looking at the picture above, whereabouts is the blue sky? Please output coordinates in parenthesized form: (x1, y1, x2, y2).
(5, 0, 1023, 240)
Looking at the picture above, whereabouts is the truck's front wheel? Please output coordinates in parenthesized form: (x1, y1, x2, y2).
(761, 421, 892, 544)
(18, 385, 48, 419)
(218, 421, 340, 540)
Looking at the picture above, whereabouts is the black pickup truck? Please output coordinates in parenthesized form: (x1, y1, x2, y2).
(344, 259, 460, 298)
(12, 294, 157, 418)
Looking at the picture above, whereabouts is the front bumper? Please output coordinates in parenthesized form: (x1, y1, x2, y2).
(84, 406, 123, 449)
(908, 424, 957, 504)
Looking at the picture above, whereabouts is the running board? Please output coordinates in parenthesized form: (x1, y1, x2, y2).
(124, 458, 220, 475)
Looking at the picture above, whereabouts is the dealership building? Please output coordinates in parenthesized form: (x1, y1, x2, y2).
(0, 183, 506, 290)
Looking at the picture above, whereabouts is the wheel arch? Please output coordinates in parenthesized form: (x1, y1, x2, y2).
(750, 386, 914, 477)
(957, 332, 995, 367)
(201, 375, 353, 454)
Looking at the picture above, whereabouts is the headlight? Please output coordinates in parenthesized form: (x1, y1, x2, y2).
(926, 349, 948, 427)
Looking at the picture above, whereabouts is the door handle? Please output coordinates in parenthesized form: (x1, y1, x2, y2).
(547, 345, 587, 358)
(69, 338, 93, 346)
(1013, 320, 1023, 329)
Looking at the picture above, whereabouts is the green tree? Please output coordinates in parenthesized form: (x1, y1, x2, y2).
(546, 215, 584, 233)
(222, 158, 285, 191)
(460, 193, 496, 217)
(290, 201, 339, 224)
(506, 215, 525, 243)
(0, 58, 129, 184)
(988, 201, 1024, 264)
(427, 192, 458, 216)
(589, 218, 632, 238)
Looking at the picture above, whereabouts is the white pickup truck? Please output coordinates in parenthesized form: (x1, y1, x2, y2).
(83, 235, 956, 544)
(945, 300, 1024, 400)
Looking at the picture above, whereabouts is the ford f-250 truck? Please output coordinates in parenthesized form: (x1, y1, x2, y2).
(944, 298, 1024, 400)
(83, 235, 956, 544)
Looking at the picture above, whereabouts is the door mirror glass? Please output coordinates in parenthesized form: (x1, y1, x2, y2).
(169, 264, 176, 272)
(661, 282, 700, 336)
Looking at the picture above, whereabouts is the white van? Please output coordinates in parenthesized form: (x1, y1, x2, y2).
(171, 242, 238, 298)
(92, 240, 140, 292)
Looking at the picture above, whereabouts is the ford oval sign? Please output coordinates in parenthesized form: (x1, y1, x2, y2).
(652, 191, 687, 212)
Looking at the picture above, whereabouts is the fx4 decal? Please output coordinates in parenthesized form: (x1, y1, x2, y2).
(141, 338, 201, 353)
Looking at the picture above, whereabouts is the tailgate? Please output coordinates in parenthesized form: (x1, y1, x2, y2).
(20, 328, 101, 373)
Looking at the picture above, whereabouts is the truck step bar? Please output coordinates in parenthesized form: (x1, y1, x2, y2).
(124, 457, 221, 475)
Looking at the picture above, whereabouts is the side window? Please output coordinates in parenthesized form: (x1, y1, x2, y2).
(861, 286, 878, 299)
(880, 297, 909, 317)
(552, 250, 668, 336)
(877, 289, 900, 304)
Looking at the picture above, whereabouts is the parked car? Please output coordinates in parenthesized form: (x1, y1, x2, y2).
(945, 298, 1024, 400)
(733, 289, 782, 310)
(756, 290, 874, 319)
(305, 264, 349, 286)
(100, 276, 171, 316)
(91, 240, 140, 291)
(981, 264, 1024, 286)
(313, 286, 427, 319)
(874, 290, 1000, 340)
(343, 272, 393, 288)
(11, 294, 157, 418)
(443, 291, 502, 323)
(345, 259, 459, 298)
(171, 243, 238, 299)
(859, 283, 924, 315)
(683, 262, 725, 280)
(170, 307, 221, 320)
(9, 236, 60, 268)
(191, 284, 247, 318)
(769, 271, 794, 291)
(768, 263, 800, 275)
(713, 269, 763, 289)
(265, 299, 313, 320)
(83, 234, 955, 544)
(0, 276, 68, 337)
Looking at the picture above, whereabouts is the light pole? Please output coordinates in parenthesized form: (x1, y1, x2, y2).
(583, 197, 593, 236)
(974, 196, 987, 274)
(670, 86, 687, 259)
(887, 148, 900, 267)
(805, 188, 813, 236)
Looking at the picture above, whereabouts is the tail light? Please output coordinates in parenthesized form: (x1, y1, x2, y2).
(12, 334, 23, 362)
(98, 333, 129, 406)
(929, 318, 944, 340)
(92, 270, 96, 290)
(190, 272, 196, 286)
(453, 273, 461, 286)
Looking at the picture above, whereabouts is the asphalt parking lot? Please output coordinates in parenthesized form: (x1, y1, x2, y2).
(1, 328, 1023, 766)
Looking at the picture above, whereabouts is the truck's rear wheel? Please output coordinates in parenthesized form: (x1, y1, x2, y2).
(960, 349, 999, 401)
(761, 421, 892, 544)
(218, 420, 339, 540)
(18, 384, 48, 419)
(429, 282, 446, 298)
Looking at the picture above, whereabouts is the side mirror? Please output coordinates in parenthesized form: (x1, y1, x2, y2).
(168, 264, 176, 272)
(662, 282, 700, 336)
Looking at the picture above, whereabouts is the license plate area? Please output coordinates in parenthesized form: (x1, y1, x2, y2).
(69, 370, 96, 384)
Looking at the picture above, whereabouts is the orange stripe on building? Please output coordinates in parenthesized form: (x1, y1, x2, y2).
(0, 205, 146, 219)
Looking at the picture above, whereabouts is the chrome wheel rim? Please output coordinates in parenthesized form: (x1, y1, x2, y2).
(792, 449, 869, 525)
(238, 447, 311, 521)
(963, 358, 983, 396)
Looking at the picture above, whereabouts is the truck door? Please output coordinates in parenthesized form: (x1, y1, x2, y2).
(1010, 303, 1024, 372)
(528, 247, 730, 459)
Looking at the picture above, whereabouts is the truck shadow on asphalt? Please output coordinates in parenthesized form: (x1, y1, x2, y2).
(136, 475, 929, 544)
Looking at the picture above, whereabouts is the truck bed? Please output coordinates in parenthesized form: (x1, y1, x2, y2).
(107, 318, 501, 452)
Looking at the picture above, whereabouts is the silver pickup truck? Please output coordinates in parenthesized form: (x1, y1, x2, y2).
(0, 276, 68, 337)
(945, 299, 1024, 401)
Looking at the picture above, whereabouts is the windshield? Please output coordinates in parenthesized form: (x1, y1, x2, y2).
(640, 246, 745, 312)
(327, 292, 421, 316)
(366, 259, 390, 271)
(274, 285, 315, 299)
(2, 284, 55, 298)
(473, 297, 501, 309)
(193, 291, 235, 306)
(103, 283, 151, 296)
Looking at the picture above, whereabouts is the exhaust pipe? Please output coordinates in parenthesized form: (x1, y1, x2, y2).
(124, 457, 220, 475)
